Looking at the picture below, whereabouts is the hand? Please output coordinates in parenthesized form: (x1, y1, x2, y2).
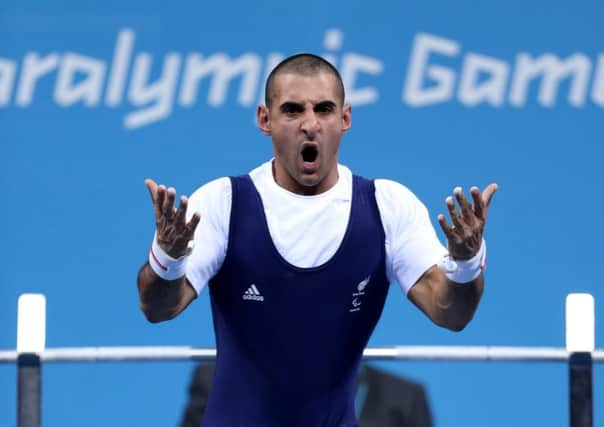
(145, 178, 200, 259)
(437, 184, 498, 260)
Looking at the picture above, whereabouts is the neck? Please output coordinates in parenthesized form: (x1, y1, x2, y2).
(271, 161, 338, 195)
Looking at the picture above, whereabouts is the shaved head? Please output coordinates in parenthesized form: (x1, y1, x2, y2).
(264, 53, 345, 107)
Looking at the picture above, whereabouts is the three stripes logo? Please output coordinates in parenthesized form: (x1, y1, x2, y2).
(242, 284, 264, 302)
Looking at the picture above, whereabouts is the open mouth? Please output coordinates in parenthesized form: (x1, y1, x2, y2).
(301, 145, 318, 163)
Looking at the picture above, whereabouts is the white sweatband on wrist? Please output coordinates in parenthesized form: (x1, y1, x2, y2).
(438, 239, 487, 284)
(148, 233, 190, 281)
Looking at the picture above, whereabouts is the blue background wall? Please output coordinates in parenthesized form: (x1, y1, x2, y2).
(1, 1, 603, 426)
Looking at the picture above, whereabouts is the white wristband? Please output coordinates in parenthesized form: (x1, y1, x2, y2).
(148, 233, 189, 281)
(439, 239, 487, 284)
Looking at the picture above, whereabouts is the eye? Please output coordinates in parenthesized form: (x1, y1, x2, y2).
(280, 102, 304, 115)
(314, 102, 336, 114)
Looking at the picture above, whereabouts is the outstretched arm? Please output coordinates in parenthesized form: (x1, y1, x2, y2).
(408, 184, 497, 331)
(137, 179, 200, 323)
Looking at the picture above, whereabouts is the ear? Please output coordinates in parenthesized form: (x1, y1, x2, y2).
(257, 105, 272, 136)
(341, 103, 352, 133)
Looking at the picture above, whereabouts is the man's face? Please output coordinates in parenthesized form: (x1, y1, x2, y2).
(257, 71, 351, 195)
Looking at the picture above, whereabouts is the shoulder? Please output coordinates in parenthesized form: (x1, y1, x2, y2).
(374, 179, 419, 202)
(374, 179, 428, 222)
(186, 177, 232, 221)
(189, 177, 232, 203)
(338, 164, 353, 179)
(248, 160, 273, 187)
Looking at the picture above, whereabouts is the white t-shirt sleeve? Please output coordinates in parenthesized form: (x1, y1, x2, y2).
(184, 177, 231, 295)
(375, 179, 447, 295)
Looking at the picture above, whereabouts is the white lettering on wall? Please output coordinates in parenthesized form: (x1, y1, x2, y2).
(209, 54, 260, 107)
(321, 28, 343, 69)
(106, 29, 135, 106)
(179, 53, 260, 108)
(126, 52, 181, 129)
(341, 54, 383, 105)
(510, 53, 591, 107)
(590, 54, 604, 107)
(458, 53, 509, 107)
(1, 29, 603, 130)
(0, 59, 17, 106)
(321, 30, 382, 106)
(16, 53, 59, 106)
(402, 33, 602, 109)
(403, 33, 459, 106)
(54, 53, 105, 106)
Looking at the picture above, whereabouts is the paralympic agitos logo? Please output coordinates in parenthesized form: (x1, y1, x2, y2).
(1, 29, 603, 130)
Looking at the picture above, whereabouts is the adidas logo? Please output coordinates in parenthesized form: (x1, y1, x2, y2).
(242, 284, 264, 302)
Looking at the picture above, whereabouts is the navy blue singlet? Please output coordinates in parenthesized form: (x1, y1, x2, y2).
(202, 174, 389, 427)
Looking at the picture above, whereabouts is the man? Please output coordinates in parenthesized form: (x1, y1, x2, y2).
(137, 53, 497, 426)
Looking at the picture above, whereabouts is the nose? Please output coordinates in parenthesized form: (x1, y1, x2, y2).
(300, 111, 320, 137)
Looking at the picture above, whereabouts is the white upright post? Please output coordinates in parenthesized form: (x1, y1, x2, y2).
(566, 293, 594, 427)
(17, 294, 46, 427)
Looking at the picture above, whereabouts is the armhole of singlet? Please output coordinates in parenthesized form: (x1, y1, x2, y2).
(365, 177, 386, 244)
(357, 176, 387, 266)
(209, 175, 240, 285)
